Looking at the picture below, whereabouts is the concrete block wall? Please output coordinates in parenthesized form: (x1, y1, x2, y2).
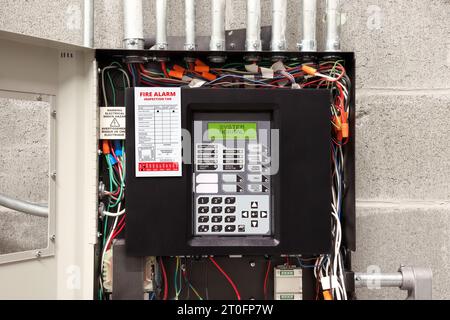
(1, 0, 449, 299)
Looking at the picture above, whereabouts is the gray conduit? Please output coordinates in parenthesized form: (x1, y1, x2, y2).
(0, 193, 48, 217)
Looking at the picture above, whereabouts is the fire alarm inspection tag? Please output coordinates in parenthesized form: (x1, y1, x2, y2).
(100, 107, 126, 140)
(134, 87, 182, 177)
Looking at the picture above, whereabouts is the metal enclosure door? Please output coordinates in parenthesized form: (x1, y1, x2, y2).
(0, 30, 97, 299)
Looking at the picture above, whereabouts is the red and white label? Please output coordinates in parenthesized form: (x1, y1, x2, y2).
(135, 87, 182, 177)
(138, 162, 179, 172)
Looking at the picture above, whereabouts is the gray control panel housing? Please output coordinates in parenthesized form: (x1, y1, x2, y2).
(193, 113, 273, 236)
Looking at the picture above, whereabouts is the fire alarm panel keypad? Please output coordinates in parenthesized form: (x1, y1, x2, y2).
(193, 117, 272, 236)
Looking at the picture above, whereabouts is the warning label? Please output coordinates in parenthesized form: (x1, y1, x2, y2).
(100, 107, 126, 140)
(135, 87, 182, 177)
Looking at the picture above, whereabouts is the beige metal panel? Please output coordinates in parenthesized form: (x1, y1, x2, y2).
(55, 48, 97, 300)
(0, 258, 56, 299)
(0, 30, 97, 300)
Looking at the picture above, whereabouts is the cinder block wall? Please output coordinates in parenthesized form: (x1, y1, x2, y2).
(1, 0, 449, 299)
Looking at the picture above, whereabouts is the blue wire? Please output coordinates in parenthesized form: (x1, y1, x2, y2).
(296, 257, 317, 269)
(149, 292, 155, 300)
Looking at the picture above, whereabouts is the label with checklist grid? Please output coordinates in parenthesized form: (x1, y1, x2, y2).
(135, 87, 182, 177)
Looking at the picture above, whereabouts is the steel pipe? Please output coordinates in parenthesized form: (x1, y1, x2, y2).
(355, 272, 403, 288)
(210, 0, 226, 51)
(299, 0, 317, 52)
(271, 0, 287, 51)
(246, 0, 262, 52)
(83, 0, 94, 48)
(325, 0, 341, 52)
(123, 0, 144, 49)
(155, 0, 168, 50)
(184, 0, 196, 50)
(0, 193, 48, 218)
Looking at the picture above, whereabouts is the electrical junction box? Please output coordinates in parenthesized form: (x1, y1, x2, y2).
(274, 266, 303, 300)
(125, 87, 332, 256)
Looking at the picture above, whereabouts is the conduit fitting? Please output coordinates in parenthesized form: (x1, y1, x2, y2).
(184, 0, 197, 50)
(155, 0, 169, 50)
(325, 0, 341, 52)
(271, 0, 288, 52)
(123, 0, 145, 50)
(298, 0, 317, 52)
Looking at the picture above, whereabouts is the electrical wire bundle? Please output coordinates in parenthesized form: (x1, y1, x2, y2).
(306, 60, 350, 300)
(98, 63, 129, 300)
(98, 57, 352, 300)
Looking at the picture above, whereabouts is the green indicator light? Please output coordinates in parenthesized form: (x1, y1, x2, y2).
(208, 122, 257, 140)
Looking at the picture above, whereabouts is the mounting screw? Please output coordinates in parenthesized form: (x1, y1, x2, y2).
(35, 251, 42, 258)
(229, 42, 236, 49)
(36, 95, 42, 101)
(250, 261, 256, 268)
(50, 235, 56, 242)
(50, 171, 56, 180)
(51, 110, 57, 118)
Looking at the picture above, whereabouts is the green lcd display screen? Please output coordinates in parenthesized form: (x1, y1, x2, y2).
(208, 122, 257, 140)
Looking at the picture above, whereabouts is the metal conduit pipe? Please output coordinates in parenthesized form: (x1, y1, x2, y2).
(0, 193, 48, 218)
(155, 0, 168, 50)
(184, 0, 196, 50)
(299, 0, 317, 52)
(123, 0, 144, 49)
(210, 0, 226, 51)
(271, 0, 287, 52)
(355, 272, 404, 288)
(325, 0, 341, 52)
(246, 0, 262, 52)
(83, 0, 94, 48)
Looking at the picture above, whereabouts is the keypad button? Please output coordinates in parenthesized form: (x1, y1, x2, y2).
(212, 216, 223, 223)
(198, 216, 209, 223)
(222, 174, 238, 183)
(222, 185, 237, 193)
(225, 197, 236, 204)
(198, 206, 209, 214)
(225, 225, 236, 232)
(238, 225, 246, 232)
(198, 197, 209, 204)
(251, 221, 258, 228)
(247, 174, 263, 183)
(212, 197, 222, 204)
(225, 216, 236, 223)
(248, 184, 263, 193)
(198, 225, 209, 233)
(212, 225, 223, 232)
(251, 211, 259, 218)
(251, 201, 259, 209)
(225, 206, 236, 214)
(260, 211, 268, 218)
(242, 211, 249, 218)
(212, 206, 223, 214)
(248, 165, 262, 173)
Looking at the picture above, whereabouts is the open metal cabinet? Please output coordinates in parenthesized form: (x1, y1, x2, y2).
(0, 30, 98, 299)
(0, 30, 356, 300)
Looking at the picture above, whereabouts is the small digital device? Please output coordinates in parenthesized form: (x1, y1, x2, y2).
(193, 115, 273, 236)
(126, 88, 333, 256)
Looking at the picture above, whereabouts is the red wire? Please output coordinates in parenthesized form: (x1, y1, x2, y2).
(263, 260, 272, 300)
(209, 257, 241, 300)
(159, 257, 168, 300)
(161, 61, 169, 78)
